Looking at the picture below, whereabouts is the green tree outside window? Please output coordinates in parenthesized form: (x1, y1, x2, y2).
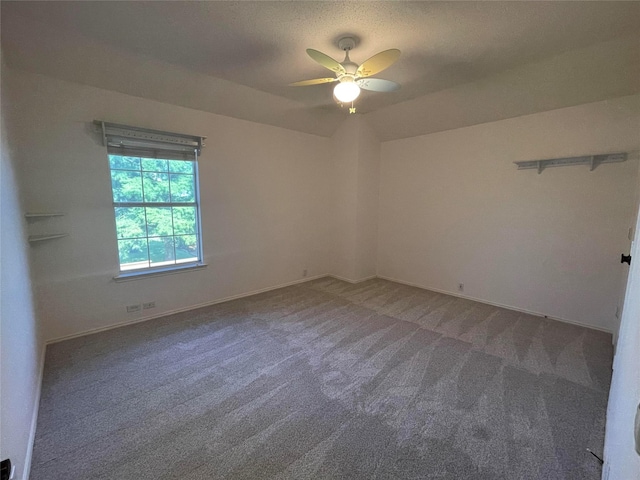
(109, 155, 201, 271)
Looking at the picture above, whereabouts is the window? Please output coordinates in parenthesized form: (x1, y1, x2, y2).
(100, 122, 205, 275)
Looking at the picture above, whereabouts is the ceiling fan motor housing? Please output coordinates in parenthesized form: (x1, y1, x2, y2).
(337, 36, 356, 52)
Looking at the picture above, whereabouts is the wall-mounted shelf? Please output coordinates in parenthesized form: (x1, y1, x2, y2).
(25, 212, 68, 244)
(514, 152, 627, 174)
(28, 234, 69, 243)
(25, 212, 65, 218)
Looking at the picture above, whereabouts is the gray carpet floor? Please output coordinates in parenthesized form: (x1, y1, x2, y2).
(30, 277, 612, 479)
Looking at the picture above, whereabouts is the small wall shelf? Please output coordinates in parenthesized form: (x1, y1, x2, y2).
(28, 234, 69, 243)
(25, 212, 65, 218)
(514, 153, 627, 174)
(25, 212, 68, 244)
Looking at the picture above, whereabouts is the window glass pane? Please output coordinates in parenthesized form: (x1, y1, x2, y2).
(141, 158, 168, 172)
(109, 155, 141, 171)
(175, 235, 198, 262)
(118, 238, 149, 270)
(111, 170, 143, 202)
(142, 172, 170, 203)
(170, 174, 195, 202)
(149, 237, 175, 266)
(109, 149, 202, 272)
(169, 160, 194, 174)
(172, 207, 197, 235)
(114, 207, 146, 239)
(145, 207, 173, 237)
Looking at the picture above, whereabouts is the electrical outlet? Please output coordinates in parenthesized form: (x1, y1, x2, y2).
(143, 301, 156, 310)
(303, 268, 308, 277)
(126, 304, 141, 313)
(458, 283, 464, 292)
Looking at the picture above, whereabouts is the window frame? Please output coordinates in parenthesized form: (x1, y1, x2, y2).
(97, 121, 207, 280)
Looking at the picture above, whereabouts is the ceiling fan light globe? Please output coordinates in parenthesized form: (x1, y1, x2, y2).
(334, 82, 361, 103)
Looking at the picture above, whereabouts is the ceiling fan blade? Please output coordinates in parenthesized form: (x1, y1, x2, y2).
(289, 78, 337, 87)
(356, 49, 401, 78)
(306, 49, 345, 75)
(356, 78, 400, 92)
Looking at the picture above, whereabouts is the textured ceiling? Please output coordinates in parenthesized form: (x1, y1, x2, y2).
(2, 1, 640, 139)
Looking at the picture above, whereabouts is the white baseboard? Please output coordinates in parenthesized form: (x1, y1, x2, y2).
(328, 274, 377, 284)
(23, 343, 46, 480)
(376, 274, 612, 334)
(47, 271, 611, 345)
(46, 273, 329, 344)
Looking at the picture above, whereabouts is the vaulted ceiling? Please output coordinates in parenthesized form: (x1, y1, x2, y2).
(2, 1, 639, 140)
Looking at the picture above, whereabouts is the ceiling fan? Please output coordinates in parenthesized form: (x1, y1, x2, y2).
(290, 36, 400, 109)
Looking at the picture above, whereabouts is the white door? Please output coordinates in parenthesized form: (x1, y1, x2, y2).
(603, 197, 640, 479)
(613, 209, 638, 344)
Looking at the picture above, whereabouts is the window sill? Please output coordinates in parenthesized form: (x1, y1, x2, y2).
(113, 263, 207, 283)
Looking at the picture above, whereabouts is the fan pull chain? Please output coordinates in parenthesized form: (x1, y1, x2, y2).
(349, 102, 356, 114)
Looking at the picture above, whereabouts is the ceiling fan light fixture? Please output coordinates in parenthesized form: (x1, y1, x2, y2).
(334, 81, 361, 103)
(292, 37, 400, 110)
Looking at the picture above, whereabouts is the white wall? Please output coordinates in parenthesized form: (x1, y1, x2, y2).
(3, 67, 334, 342)
(330, 115, 380, 281)
(378, 95, 640, 331)
(604, 193, 640, 478)
(354, 118, 380, 280)
(1, 63, 43, 480)
(331, 116, 360, 280)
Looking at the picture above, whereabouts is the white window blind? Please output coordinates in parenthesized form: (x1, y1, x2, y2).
(98, 121, 205, 161)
